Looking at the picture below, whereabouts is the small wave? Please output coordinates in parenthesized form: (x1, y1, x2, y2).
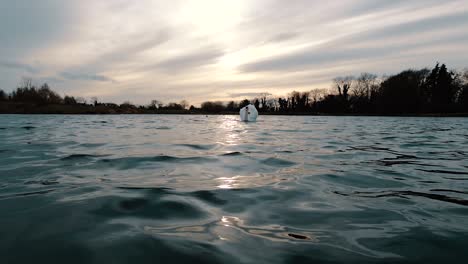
(98, 155, 217, 169)
(350, 146, 391, 152)
(176, 144, 216, 150)
(92, 196, 206, 219)
(117, 186, 172, 192)
(0, 189, 56, 200)
(278, 150, 294, 153)
(24, 180, 59, 186)
(430, 189, 468, 195)
(287, 233, 312, 240)
(221, 151, 243, 156)
(144, 216, 317, 243)
(21, 126, 36, 130)
(334, 190, 468, 206)
(191, 190, 228, 205)
(79, 143, 107, 148)
(156, 126, 171, 130)
(262, 157, 297, 167)
(443, 177, 468, 181)
(375, 160, 419, 166)
(373, 154, 439, 167)
(119, 198, 148, 211)
(430, 128, 452, 132)
(417, 169, 468, 175)
(60, 154, 105, 161)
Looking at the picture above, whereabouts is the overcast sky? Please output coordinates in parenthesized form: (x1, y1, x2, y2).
(1, 0, 467, 105)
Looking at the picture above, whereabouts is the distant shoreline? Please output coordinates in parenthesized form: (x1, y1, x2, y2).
(2, 62, 467, 117)
(1, 108, 467, 117)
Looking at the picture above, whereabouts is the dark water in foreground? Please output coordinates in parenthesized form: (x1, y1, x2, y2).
(0, 115, 467, 263)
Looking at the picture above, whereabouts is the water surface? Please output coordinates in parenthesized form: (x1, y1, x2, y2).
(0, 115, 467, 263)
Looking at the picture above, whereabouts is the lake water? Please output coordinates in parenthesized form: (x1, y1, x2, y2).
(0, 115, 467, 263)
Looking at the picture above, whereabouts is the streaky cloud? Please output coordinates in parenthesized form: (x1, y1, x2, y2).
(60, 72, 115, 82)
(229, 92, 272, 98)
(154, 48, 225, 72)
(0, 61, 39, 74)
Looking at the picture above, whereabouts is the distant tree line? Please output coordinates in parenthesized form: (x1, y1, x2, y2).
(195, 63, 468, 114)
(1, 63, 467, 114)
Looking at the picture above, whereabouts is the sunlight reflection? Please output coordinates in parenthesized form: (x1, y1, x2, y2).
(216, 116, 243, 146)
(221, 216, 241, 227)
(217, 176, 238, 189)
(215, 174, 289, 190)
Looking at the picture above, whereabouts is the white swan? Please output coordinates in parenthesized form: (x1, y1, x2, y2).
(239, 104, 258, 122)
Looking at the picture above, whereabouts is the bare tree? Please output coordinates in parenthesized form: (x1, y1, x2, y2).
(266, 98, 278, 111)
(0, 89, 6, 101)
(258, 92, 272, 110)
(463, 68, 468, 84)
(310, 88, 328, 103)
(179, 100, 189, 110)
(333, 76, 354, 100)
(19, 77, 34, 89)
(353, 73, 378, 99)
(75, 97, 87, 104)
(90, 97, 99, 106)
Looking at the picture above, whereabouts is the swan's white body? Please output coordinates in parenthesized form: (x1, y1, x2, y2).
(239, 104, 258, 122)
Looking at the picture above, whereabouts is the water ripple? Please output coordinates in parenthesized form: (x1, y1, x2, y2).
(1, 115, 467, 263)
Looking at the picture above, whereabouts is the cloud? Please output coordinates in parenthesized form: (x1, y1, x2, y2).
(0, 0, 79, 57)
(229, 92, 272, 98)
(240, 3, 468, 73)
(155, 48, 225, 72)
(60, 72, 115, 82)
(269, 32, 299, 43)
(0, 61, 39, 74)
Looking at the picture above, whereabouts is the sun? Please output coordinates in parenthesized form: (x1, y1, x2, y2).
(176, 0, 247, 34)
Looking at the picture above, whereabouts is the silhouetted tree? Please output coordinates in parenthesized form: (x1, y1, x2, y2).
(148, 100, 160, 110)
(458, 69, 468, 111)
(422, 63, 460, 112)
(120, 101, 136, 109)
(310, 89, 327, 111)
(349, 73, 379, 113)
(10, 80, 62, 104)
(91, 97, 99, 107)
(239, 99, 250, 108)
(278, 97, 288, 112)
(201, 101, 225, 113)
(76, 97, 87, 105)
(0, 89, 6, 101)
(20, 77, 34, 90)
(423, 63, 439, 104)
(334, 76, 354, 101)
(316, 95, 344, 113)
(254, 99, 260, 110)
(436, 64, 458, 108)
(64, 95, 77, 105)
(164, 102, 184, 110)
(264, 98, 278, 112)
(180, 100, 189, 110)
(39, 83, 62, 104)
(378, 69, 427, 114)
(353, 73, 378, 99)
(226, 101, 238, 111)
